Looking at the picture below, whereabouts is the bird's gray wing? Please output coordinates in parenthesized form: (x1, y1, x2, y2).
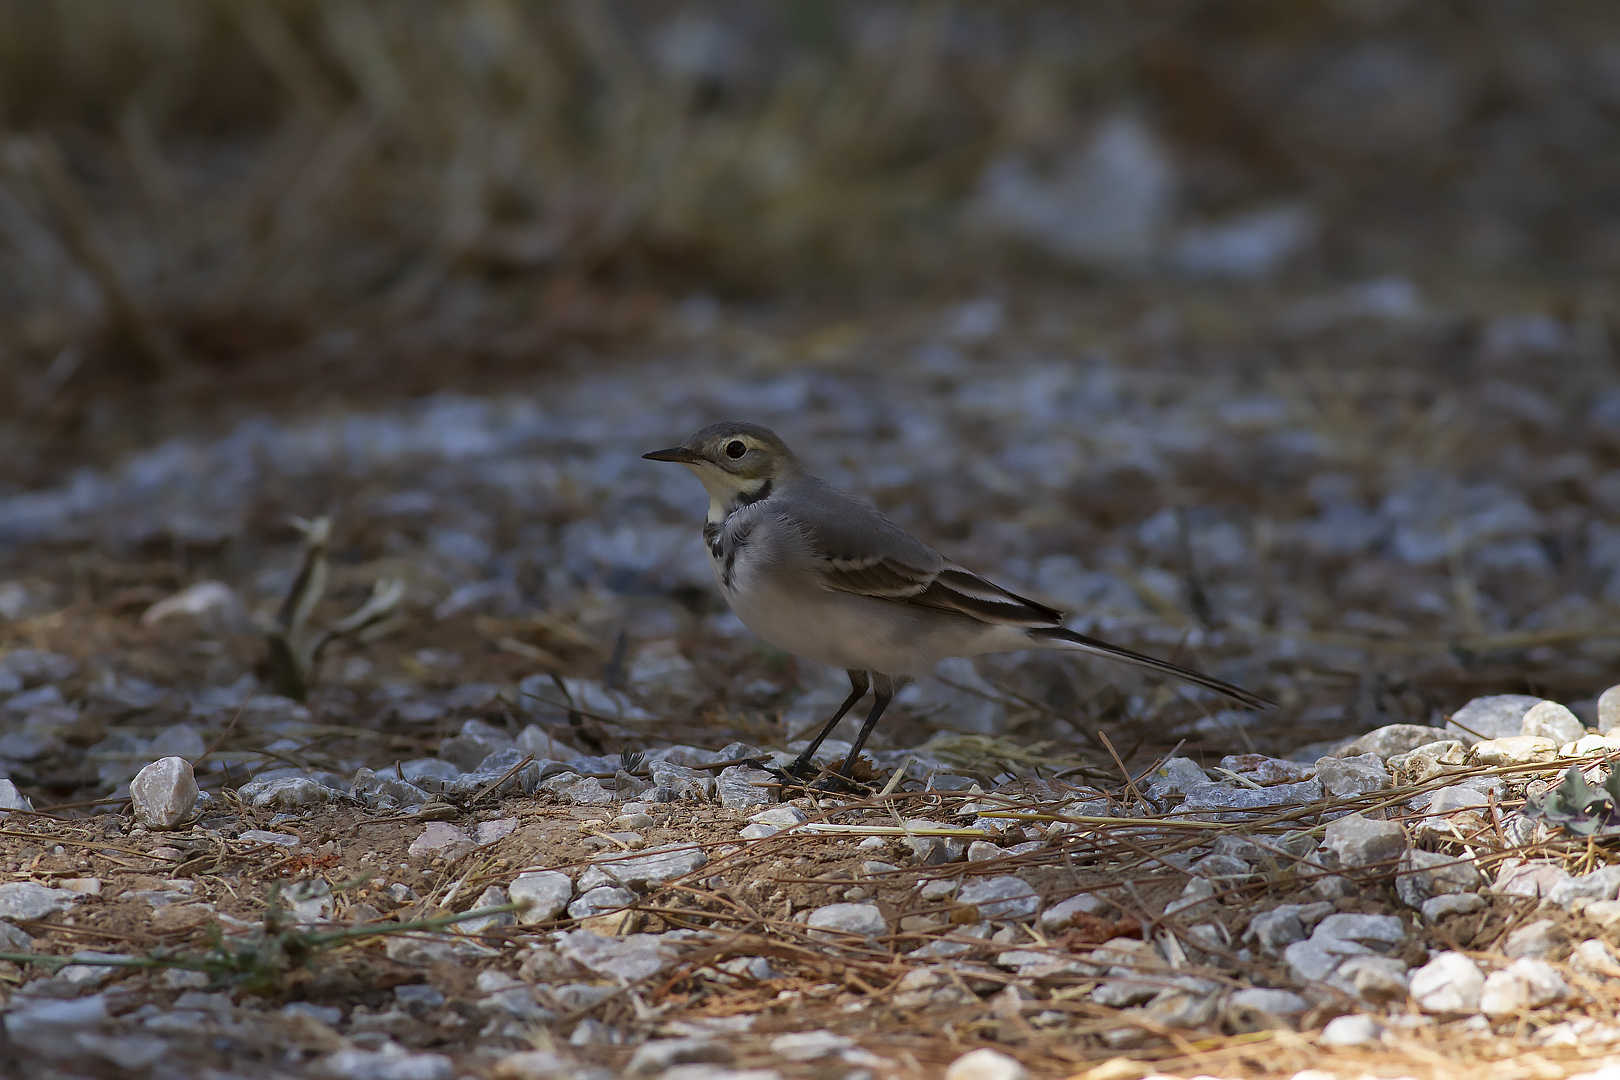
(909, 564, 1065, 626)
(786, 479, 1064, 625)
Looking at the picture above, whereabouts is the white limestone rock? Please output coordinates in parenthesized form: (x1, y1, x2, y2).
(1410, 951, 1484, 1014)
(129, 757, 199, 830)
(509, 872, 573, 924)
(1520, 700, 1585, 744)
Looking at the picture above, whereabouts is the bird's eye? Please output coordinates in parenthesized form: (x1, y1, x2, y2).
(725, 440, 747, 459)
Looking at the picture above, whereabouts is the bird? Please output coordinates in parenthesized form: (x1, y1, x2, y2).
(644, 422, 1269, 784)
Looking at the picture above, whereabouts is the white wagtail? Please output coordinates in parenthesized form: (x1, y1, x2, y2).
(645, 422, 1269, 783)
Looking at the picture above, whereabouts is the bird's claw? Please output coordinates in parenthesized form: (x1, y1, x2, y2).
(767, 760, 868, 795)
(809, 772, 868, 794)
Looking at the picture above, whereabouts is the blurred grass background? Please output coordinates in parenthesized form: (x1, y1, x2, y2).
(1, 1, 1618, 474)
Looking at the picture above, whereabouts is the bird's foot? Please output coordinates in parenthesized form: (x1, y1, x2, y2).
(808, 772, 869, 795)
(779, 756, 819, 782)
(767, 759, 868, 796)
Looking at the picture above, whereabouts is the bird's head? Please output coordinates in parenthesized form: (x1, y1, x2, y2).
(644, 422, 799, 513)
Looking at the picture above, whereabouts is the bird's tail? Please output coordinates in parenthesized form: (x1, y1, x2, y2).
(1028, 626, 1273, 710)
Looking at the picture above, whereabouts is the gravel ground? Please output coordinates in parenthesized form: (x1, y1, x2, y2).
(3, 286, 1620, 1079)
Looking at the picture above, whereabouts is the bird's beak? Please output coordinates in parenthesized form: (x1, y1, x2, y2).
(643, 446, 703, 464)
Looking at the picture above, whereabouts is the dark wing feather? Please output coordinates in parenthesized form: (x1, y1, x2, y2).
(907, 565, 1064, 625)
(785, 475, 1066, 625)
(822, 555, 934, 597)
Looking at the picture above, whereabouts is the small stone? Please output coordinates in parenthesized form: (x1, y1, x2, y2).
(1315, 753, 1390, 797)
(567, 886, 635, 922)
(1285, 939, 1353, 984)
(1410, 951, 1485, 1013)
(1322, 813, 1406, 867)
(1389, 740, 1469, 780)
(407, 822, 473, 861)
(1246, 907, 1307, 954)
(1143, 983, 1219, 1029)
(1331, 955, 1409, 1002)
(1571, 939, 1620, 977)
(1446, 694, 1543, 744)
(1480, 958, 1570, 1014)
(130, 757, 199, 830)
(716, 766, 772, 810)
(239, 829, 300, 847)
(737, 823, 778, 840)
(394, 984, 446, 1016)
(238, 776, 333, 810)
(557, 929, 678, 980)
(1337, 724, 1448, 760)
(1320, 1013, 1384, 1046)
(1039, 892, 1107, 933)
(547, 983, 618, 1012)
(1308, 875, 1358, 900)
(451, 885, 514, 935)
(0, 778, 32, 816)
(944, 1048, 1030, 1080)
(1493, 859, 1573, 898)
(718, 955, 777, 982)
(1548, 866, 1620, 908)
(1178, 778, 1323, 814)
(3, 994, 108, 1048)
(749, 806, 806, 827)
(1422, 893, 1485, 921)
(1091, 979, 1160, 1007)
(1520, 701, 1586, 744)
(594, 842, 707, 887)
(1563, 734, 1609, 756)
(1192, 853, 1252, 878)
(806, 902, 888, 940)
(1212, 834, 1268, 861)
(1425, 785, 1490, 814)
(902, 818, 964, 865)
(476, 818, 519, 846)
(1229, 988, 1310, 1019)
(437, 719, 513, 771)
(956, 876, 1039, 920)
(0, 881, 76, 920)
(284, 1000, 344, 1026)
(768, 1031, 854, 1061)
(1218, 754, 1316, 784)
(650, 762, 716, 801)
(491, 1050, 574, 1080)
(0, 919, 33, 951)
(510, 872, 573, 924)
(618, 1033, 727, 1073)
(893, 967, 971, 1007)
(1144, 757, 1210, 799)
(1471, 736, 1557, 766)
(1599, 685, 1620, 735)
(1314, 912, 1405, 952)
(557, 776, 616, 806)
(1585, 899, 1620, 929)
(919, 877, 958, 901)
(1502, 919, 1560, 959)
(967, 840, 1006, 861)
(1164, 876, 1217, 916)
(351, 769, 429, 809)
(316, 1043, 455, 1080)
(1395, 849, 1482, 909)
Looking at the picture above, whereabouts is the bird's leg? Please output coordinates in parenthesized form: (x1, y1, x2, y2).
(784, 669, 869, 780)
(832, 673, 894, 780)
